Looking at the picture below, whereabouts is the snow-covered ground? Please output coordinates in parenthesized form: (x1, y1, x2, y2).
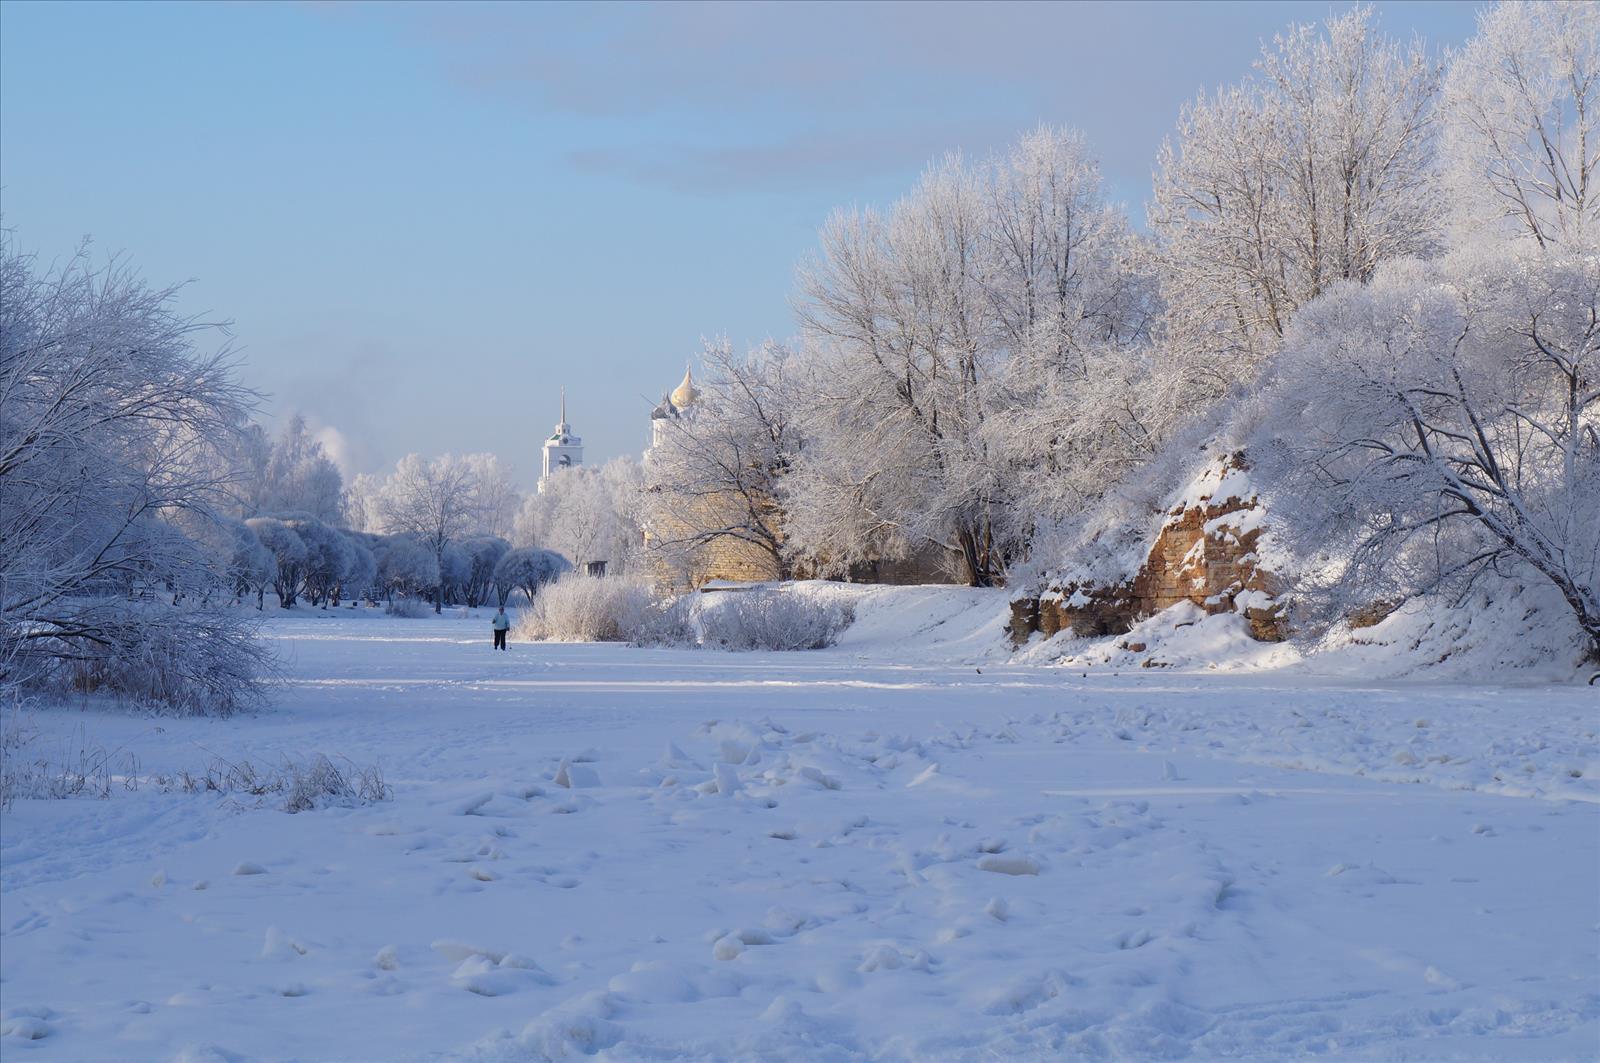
(2, 598, 1597, 1061)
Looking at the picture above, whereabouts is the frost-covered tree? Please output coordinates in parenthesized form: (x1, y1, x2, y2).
(222, 518, 275, 608)
(493, 546, 571, 606)
(462, 453, 523, 541)
(1151, 6, 1442, 399)
(342, 472, 384, 534)
(1441, 0, 1600, 246)
(337, 535, 377, 606)
(359, 452, 522, 607)
(249, 414, 345, 524)
(517, 457, 644, 574)
(1256, 240, 1600, 659)
(283, 516, 360, 608)
(457, 536, 510, 608)
(374, 535, 439, 604)
(790, 129, 1152, 584)
(977, 127, 1161, 529)
(439, 542, 471, 606)
(246, 517, 308, 608)
(374, 454, 479, 613)
(645, 340, 798, 579)
(793, 154, 1009, 584)
(0, 239, 268, 711)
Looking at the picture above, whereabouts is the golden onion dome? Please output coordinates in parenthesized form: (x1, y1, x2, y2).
(670, 366, 699, 408)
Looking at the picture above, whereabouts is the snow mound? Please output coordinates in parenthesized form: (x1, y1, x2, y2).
(788, 582, 1013, 663)
(1309, 579, 1591, 681)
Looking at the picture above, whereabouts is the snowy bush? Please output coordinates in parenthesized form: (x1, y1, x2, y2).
(385, 597, 431, 619)
(1256, 242, 1599, 660)
(494, 547, 571, 606)
(513, 575, 655, 643)
(694, 590, 855, 651)
(27, 604, 272, 717)
(1, 240, 269, 713)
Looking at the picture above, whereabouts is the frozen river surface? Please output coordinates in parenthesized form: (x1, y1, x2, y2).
(2, 609, 1597, 1061)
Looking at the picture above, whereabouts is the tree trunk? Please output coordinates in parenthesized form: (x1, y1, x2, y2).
(956, 526, 991, 588)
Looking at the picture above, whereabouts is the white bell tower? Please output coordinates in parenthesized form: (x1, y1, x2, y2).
(539, 388, 583, 493)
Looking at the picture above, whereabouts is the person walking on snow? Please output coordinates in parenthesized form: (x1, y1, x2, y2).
(492, 607, 510, 651)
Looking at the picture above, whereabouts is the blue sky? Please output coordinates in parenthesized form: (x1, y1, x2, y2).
(1, 0, 1479, 485)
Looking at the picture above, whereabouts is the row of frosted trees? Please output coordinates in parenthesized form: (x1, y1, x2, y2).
(647, 2, 1599, 658)
(228, 518, 566, 612)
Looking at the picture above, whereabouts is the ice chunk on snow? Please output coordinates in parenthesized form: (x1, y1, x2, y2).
(170, 1047, 243, 1063)
(373, 945, 399, 971)
(1424, 965, 1462, 990)
(761, 995, 806, 1024)
(798, 765, 841, 790)
(261, 927, 308, 960)
(814, 966, 862, 994)
(554, 759, 601, 789)
(712, 934, 743, 961)
(977, 973, 1061, 1015)
(498, 953, 542, 970)
(432, 940, 505, 964)
(977, 854, 1040, 876)
(517, 991, 622, 1058)
(984, 897, 1010, 922)
(231, 861, 268, 876)
(606, 960, 706, 1003)
(713, 762, 742, 797)
(660, 742, 696, 768)
(858, 943, 931, 973)
(452, 792, 495, 816)
(763, 906, 811, 932)
(453, 953, 555, 995)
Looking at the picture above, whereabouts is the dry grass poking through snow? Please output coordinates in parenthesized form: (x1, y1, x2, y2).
(0, 710, 390, 812)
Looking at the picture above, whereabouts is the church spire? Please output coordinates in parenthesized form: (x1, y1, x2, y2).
(540, 386, 583, 492)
